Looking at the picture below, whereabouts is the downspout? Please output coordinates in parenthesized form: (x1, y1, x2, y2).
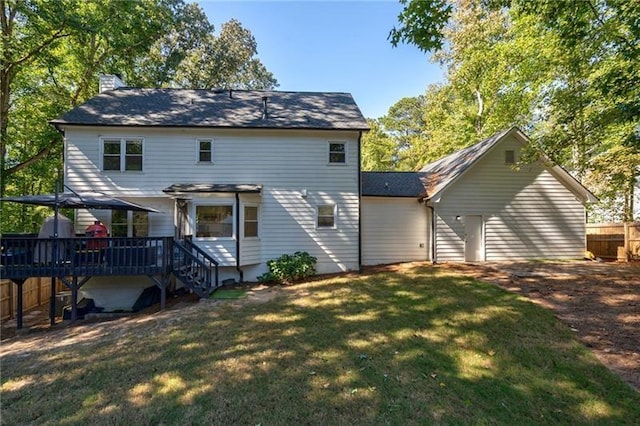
(427, 204, 436, 264)
(357, 131, 363, 272)
(235, 192, 243, 283)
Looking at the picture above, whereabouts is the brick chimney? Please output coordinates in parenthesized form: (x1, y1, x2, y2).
(99, 74, 125, 93)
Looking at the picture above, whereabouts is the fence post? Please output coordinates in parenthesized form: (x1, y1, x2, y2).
(9, 279, 14, 319)
(624, 222, 629, 260)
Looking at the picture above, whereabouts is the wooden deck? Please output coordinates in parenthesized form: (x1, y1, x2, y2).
(1, 236, 171, 280)
(1, 236, 218, 329)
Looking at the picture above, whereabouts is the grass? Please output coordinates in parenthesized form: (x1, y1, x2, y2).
(210, 289, 247, 299)
(2, 264, 639, 424)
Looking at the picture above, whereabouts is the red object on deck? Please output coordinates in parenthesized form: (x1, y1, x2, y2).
(86, 221, 108, 249)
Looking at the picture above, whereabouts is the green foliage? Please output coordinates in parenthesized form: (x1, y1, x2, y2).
(387, 0, 640, 220)
(258, 251, 318, 284)
(361, 119, 398, 171)
(389, 0, 452, 52)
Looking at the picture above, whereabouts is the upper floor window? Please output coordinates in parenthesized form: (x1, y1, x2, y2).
(505, 150, 516, 165)
(328, 142, 346, 164)
(196, 205, 233, 238)
(198, 139, 213, 163)
(317, 204, 336, 228)
(103, 138, 143, 171)
(111, 211, 149, 237)
(243, 205, 259, 238)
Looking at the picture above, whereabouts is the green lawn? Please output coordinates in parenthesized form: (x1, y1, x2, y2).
(2, 264, 638, 424)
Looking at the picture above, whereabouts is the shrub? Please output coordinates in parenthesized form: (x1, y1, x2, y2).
(258, 251, 317, 284)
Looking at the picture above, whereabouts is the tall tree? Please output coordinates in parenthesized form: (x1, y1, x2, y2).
(128, 9, 277, 90)
(380, 96, 429, 170)
(1, 0, 179, 196)
(369, 0, 551, 169)
(360, 119, 398, 171)
(389, 0, 639, 220)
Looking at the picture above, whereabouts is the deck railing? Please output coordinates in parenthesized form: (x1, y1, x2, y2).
(1, 236, 171, 280)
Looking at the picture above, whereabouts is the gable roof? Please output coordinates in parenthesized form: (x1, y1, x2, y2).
(420, 126, 597, 203)
(361, 172, 427, 197)
(362, 127, 597, 204)
(419, 127, 514, 199)
(51, 88, 369, 131)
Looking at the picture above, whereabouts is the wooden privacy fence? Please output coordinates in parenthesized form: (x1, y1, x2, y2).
(1, 278, 64, 322)
(586, 222, 640, 261)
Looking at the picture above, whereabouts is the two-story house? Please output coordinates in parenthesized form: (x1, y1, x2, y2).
(42, 76, 596, 313)
(50, 75, 368, 309)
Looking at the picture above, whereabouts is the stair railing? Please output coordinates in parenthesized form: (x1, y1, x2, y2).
(172, 239, 220, 297)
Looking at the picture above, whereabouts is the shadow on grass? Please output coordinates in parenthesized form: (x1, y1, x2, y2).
(2, 264, 639, 424)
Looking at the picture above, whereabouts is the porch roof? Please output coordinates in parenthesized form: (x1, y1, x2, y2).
(162, 183, 263, 194)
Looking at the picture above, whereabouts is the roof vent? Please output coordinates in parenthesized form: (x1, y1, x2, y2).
(261, 96, 268, 120)
(99, 74, 125, 93)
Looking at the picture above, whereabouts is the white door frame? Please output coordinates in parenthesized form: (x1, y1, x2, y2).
(464, 215, 484, 262)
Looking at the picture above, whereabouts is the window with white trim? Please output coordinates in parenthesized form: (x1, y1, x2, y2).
(111, 211, 149, 237)
(317, 204, 336, 228)
(102, 138, 143, 171)
(328, 142, 346, 164)
(243, 205, 259, 238)
(196, 205, 233, 238)
(198, 139, 213, 163)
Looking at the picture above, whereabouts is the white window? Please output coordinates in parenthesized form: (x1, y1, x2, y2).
(328, 142, 346, 164)
(243, 205, 259, 238)
(197, 139, 213, 163)
(505, 150, 516, 164)
(196, 205, 233, 238)
(111, 211, 149, 237)
(317, 204, 336, 228)
(102, 138, 143, 171)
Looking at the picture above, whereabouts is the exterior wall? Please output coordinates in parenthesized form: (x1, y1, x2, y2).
(64, 126, 361, 280)
(361, 197, 429, 265)
(74, 197, 174, 237)
(79, 276, 152, 311)
(434, 135, 586, 262)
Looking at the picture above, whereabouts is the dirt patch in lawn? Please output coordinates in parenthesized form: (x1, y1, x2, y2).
(438, 260, 640, 391)
(3, 262, 638, 392)
(0, 282, 282, 343)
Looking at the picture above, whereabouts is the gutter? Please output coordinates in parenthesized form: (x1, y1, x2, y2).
(426, 203, 436, 263)
(357, 131, 363, 272)
(235, 192, 243, 283)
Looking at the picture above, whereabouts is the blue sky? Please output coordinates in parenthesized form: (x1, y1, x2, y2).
(199, 0, 444, 119)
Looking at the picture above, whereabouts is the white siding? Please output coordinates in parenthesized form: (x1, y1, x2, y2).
(434, 135, 586, 262)
(64, 127, 361, 279)
(74, 197, 174, 237)
(239, 195, 261, 266)
(361, 197, 429, 265)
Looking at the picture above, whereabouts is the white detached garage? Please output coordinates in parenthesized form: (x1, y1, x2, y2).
(361, 127, 597, 265)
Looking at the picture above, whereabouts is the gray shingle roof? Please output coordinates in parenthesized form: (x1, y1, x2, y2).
(362, 128, 518, 199)
(51, 88, 369, 130)
(361, 172, 428, 197)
